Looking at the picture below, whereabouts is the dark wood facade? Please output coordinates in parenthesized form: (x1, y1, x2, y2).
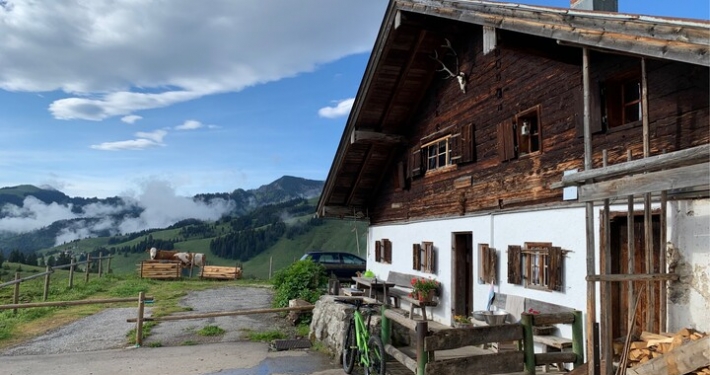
(317, 1, 710, 224)
(369, 27, 709, 224)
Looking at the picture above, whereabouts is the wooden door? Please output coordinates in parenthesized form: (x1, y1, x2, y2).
(608, 213, 661, 340)
(453, 233, 473, 317)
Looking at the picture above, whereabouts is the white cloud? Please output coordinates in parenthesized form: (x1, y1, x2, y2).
(90, 129, 167, 150)
(121, 115, 143, 124)
(175, 120, 203, 130)
(318, 98, 355, 119)
(0, 178, 234, 245)
(0, 1, 386, 120)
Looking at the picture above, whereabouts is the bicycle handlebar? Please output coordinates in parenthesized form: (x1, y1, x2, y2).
(334, 298, 382, 310)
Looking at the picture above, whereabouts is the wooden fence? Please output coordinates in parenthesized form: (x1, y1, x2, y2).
(0, 253, 114, 311)
(380, 307, 584, 375)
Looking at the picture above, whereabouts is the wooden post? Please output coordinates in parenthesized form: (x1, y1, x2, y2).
(522, 313, 536, 375)
(136, 291, 145, 347)
(85, 254, 91, 283)
(98, 252, 103, 277)
(13, 272, 20, 315)
(627, 150, 635, 332)
(641, 57, 655, 333)
(582, 47, 596, 375)
(43, 266, 51, 301)
(416, 320, 428, 375)
(69, 257, 75, 289)
(107, 255, 112, 275)
(381, 304, 390, 346)
(659, 188, 667, 333)
(269, 256, 273, 280)
(601, 150, 613, 375)
(572, 310, 584, 368)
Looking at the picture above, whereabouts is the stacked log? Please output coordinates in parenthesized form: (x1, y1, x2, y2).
(626, 328, 709, 374)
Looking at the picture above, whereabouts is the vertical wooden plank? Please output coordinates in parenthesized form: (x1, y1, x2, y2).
(13, 272, 20, 315)
(508, 245, 522, 285)
(572, 310, 584, 368)
(659, 189, 667, 333)
(85, 254, 91, 283)
(107, 255, 112, 275)
(413, 243, 421, 271)
(376, 240, 382, 262)
(416, 320, 428, 375)
(136, 291, 145, 347)
(521, 313, 535, 375)
(548, 247, 562, 291)
(601, 150, 613, 375)
(98, 252, 103, 277)
(411, 147, 422, 177)
(583, 48, 596, 375)
(384, 239, 392, 263)
(626, 150, 635, 334)
(69, 257, 75, 289)
(43, 266, 51, 301)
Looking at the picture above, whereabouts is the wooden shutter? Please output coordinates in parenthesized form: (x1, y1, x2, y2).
(396, 162, 406, 190)
(479, 243, 489, 283)
(548, 246, 562, 291)
(497, 121, 515, 162)
(383, 239, 392, 263)
(507, 245, 522, 285)
(412, 243, 421, 270)
(461, 122, 475, 163)
(375, 240, 382, 263)
(449, 131, 462, 164)
(410, 146, 422, 177)
(423, 242, 435, 274)
(575, 81, 603, 138)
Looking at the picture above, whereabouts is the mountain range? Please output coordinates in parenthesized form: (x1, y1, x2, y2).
(0, 176, 324, 254)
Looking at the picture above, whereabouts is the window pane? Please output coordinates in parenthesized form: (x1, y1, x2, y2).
(624, 81, 640, 103)
(625, 103, 641, 122)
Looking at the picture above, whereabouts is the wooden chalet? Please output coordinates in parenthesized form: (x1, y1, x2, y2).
(317, 0, 709, 373)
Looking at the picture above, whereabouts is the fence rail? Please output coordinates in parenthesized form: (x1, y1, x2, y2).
(1, 253, 114, 312)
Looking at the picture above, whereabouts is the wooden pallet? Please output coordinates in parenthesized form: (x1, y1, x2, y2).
(200, 265, 242, 280)
(139, 260, 181, 279)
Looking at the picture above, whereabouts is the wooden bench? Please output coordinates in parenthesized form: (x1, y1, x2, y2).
(386, 271, 439, 321)
(534, 334, 573, 372)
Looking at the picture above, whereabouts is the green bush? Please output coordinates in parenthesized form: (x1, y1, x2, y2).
(271, 259, 326, 308)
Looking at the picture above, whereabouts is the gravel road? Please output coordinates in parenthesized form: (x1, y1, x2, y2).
(2, 285, 344, 375)
(1, 285, 290, 355)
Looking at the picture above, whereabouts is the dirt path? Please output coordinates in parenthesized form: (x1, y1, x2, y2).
(1, 285, 292, 355)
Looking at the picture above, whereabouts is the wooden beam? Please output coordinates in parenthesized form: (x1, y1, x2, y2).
(536, 352, 579, 366)
(424, 324, 523, 351)
(585, 273, 679, 282)
(626, 336, 710, 375)
(383, 309, 419, 332)
(385, 344, 418, 373)
(319, 205, 366, 218)
(425, 351, 524, 375)
(350, 130, 406, 145)
(577, 163, 710, 202)
(554, 144, 709, 187)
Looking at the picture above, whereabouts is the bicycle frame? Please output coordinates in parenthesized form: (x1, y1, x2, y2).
(352, 309, 371, 367)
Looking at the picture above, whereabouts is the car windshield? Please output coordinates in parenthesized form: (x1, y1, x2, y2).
(342, 254, 365, 264)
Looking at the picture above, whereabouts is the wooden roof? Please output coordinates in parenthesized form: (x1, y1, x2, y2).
(317, 0, 710, 219)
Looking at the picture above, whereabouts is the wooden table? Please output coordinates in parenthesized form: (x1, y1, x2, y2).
(351, 277, 395, 303)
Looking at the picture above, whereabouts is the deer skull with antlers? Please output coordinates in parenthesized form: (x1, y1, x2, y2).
(430, 38, 467, 94)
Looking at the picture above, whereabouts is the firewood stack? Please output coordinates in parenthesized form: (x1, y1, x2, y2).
(626, 328, 709, 373)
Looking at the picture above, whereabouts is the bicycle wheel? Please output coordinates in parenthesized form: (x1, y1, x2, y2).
(342, 321, 357, 374)
(365, 335, 386, 375)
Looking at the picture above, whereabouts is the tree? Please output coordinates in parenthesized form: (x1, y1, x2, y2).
(0, 251, 4, 267)
(25, 252, 38, 266)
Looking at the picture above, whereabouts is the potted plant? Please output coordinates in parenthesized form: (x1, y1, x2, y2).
(410, 277, 439, 302)
(453, 315, 472, 328)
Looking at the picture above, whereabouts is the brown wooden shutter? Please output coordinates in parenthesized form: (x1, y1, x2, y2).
(423, 242, 435, 274)
(548, 246, 562, 291)
(461, 122, 475, 163)
(383, 239, 392, 263)
(412, 243, 421, 270)
(410, 146, 422, 177)
(507, 245, 522, 285)
(375, 240, 382, 263)
(396, 162, 406, 190)
(489, 247, 497, 284)
(450, 130, 462, 164)
(575, 81, 603, 137)
(497, 121, 515, 162)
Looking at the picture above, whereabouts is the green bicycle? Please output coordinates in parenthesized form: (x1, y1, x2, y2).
(336, 298, 386, 375)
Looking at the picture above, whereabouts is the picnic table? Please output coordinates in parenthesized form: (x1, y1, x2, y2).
(351, 276, 395, 303)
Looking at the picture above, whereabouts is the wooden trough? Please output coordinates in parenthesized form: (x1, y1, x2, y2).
(200, 265, 242, 280)
(139, 260, 182, 279)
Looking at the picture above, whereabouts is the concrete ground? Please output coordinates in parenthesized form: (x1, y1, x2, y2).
(4, 341, 344, 375)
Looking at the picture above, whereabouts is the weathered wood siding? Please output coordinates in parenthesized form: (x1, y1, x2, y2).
(369, 27, 709, 224)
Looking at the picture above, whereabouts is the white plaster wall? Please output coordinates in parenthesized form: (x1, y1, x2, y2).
(366, 199, 709, 337)
(666, 199, 710, 332)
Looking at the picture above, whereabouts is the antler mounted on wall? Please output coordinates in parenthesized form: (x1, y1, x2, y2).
(430, 38, 467, 94)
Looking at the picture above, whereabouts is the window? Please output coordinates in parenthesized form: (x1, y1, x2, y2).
(412, 241, 436, 274)
(507, 242, 564, 291)
(410, 123, 475, 178)
(342, 254, 366, 265)
(375, 239, 392, 264)
(603, 72, 642, 129)
(497, 106, 542, 162)
(478, 243, 497, 284)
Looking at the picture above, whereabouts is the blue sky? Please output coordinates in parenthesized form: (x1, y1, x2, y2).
(1, 0, 708, 200)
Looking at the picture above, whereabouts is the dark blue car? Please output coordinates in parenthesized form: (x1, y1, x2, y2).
(300, 251, 366, 282)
